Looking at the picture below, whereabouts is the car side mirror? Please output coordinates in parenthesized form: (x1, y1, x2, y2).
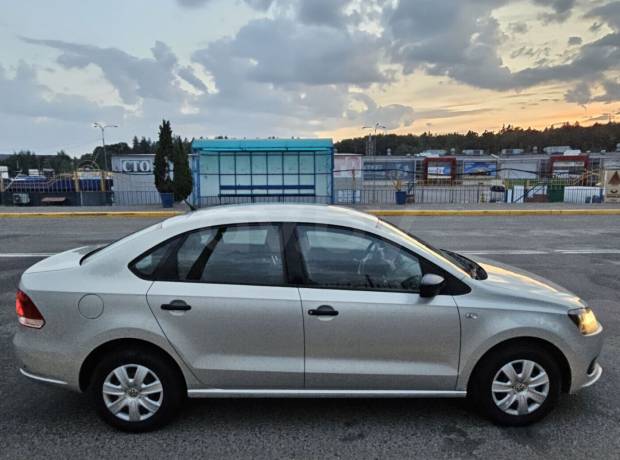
(419, 274, 445, 298)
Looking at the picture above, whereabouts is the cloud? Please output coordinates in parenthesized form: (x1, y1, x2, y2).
(510, 46, 551, 59)
(187, 14, 412, 134)
(176, 0, 212, 7)
(533, 0, 576, 23)
(193, 17, 390, 87)
(177, 65, 208, 92)
(20, 37, 203, 105)
(347, 93, 414, 129)
(568, 36, 582, 46)
(296, 0, 351, 27)
(0, 62, 124, 123)
(593, 78, 620, 103)
(385, 0, 516, 90)
(564, 81, 591, 106)
(176, 0, 276, 10)
(585, 1, 620, 31)
(508, 22, 529, 34)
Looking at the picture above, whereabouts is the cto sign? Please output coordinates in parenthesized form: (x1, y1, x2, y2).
(120, 158, 153, 174)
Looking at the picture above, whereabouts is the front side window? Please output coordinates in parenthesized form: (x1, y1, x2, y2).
(130, 224, 285, 286)
(296, 225, 423, 291)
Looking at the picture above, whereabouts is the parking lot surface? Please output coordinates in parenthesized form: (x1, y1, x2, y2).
(1, 213, 619, 459)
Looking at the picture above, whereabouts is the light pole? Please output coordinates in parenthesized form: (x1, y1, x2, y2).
(92, 122, 118, 171)
(362, 123, 386, 203)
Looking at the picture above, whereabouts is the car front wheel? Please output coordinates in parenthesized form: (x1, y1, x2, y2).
(89, 349, 184, 432)
(469, 344, 561, 426)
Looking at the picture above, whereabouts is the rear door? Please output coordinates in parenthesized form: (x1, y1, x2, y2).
(143, 223, 304, 389)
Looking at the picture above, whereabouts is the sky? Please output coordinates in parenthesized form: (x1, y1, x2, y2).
(0, 0, 619, 156)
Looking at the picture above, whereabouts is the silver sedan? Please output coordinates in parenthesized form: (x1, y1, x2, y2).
(13, 204, 603, 431)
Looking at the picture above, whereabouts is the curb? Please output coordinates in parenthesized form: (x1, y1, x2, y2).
(0, 211, 183, 218)
(367, 209, 620, 216)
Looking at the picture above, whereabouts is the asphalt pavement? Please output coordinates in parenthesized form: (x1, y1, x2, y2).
(1, 214, 619, 459)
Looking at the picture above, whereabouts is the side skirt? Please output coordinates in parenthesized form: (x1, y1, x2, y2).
(187, 389, 467, 398)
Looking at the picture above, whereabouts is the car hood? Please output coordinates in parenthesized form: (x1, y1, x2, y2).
(23, 245, 98, 274)
(473, 258, 586, 310)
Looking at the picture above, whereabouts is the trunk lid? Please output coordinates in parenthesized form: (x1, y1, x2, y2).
(23, 246, 100, 274)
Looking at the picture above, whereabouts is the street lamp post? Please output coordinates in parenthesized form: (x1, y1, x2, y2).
(92, 122, 118, 172)
(92, 122, 118, 193)
(362, 123, 387, 203)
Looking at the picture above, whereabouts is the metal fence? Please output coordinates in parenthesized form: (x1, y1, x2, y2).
(334, 186, 506, 205)
(0, 177, 610, 208)
(198, 195, 332, 207)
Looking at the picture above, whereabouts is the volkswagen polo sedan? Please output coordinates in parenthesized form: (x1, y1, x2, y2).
(14, 204, 603, 431)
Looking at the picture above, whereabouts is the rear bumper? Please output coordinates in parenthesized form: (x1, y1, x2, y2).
(13, 327, 81, 391)
(20, 368, 68, 386)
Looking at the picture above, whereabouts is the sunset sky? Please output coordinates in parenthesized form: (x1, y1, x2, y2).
(1, 0, 619, 155)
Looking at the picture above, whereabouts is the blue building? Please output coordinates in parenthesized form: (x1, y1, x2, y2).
(192, 138, 333, 206)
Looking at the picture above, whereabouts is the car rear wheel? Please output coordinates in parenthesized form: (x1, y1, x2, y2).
(89, 349, 184, 432)
(469, 344, 561, 426)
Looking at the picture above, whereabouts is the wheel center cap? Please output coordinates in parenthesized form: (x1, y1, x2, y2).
(513, 383, 527, 392)
(127, 388, 139, 397)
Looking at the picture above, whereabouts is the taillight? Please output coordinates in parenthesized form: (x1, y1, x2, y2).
(16, 290, 45, 329)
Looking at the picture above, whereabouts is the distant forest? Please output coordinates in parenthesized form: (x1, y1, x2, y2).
(0, 136, 189, 176)
(2, 122, 620, 176)
(334, 122, 620, 156)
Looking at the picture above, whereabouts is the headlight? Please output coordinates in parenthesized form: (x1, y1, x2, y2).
(568, 307, 600, 335)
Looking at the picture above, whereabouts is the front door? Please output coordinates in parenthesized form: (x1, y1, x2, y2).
(145, 223, 304, 389)
(295, 224, 461, 390)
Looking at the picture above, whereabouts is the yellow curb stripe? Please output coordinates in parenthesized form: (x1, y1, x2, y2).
(0, 211, 182, 218)
(368, 209, 620, 216)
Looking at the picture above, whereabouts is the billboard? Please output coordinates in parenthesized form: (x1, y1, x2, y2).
(604, 169, 620, 203)
(334, 154, 362, 178)
(426, 160, 453, 180)
(552, 160, 585, 178)
(463, 161, 497, 177)
(111, 155, 154, 174)
(363, 160, 415, 181)
(498, 160, 538, 179)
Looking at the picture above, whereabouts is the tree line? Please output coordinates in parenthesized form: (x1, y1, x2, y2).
(0, 136, 189, 176)
(335, 122, 620, 156)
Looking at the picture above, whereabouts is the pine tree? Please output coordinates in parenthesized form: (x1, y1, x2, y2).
(154, 120, 174, 193)
(172, 137, 193, 202)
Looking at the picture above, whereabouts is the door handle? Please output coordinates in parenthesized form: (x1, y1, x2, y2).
(308, 305, 339, 316)
(161, 301, 192, 311)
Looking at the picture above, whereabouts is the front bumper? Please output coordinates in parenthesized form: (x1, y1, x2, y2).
(580, 362, 602, 388)
(568, 326, 604, 393)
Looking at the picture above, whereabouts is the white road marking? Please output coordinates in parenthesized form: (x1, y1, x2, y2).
(460, 250, 547, 255)
(0, 253, 55, 258)
(462, 249, 620, 255)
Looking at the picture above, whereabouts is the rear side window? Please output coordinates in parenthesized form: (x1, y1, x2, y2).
(131, 240, 176, 278)
(130, 224, 285, 286)
(200, 225, 284, 285)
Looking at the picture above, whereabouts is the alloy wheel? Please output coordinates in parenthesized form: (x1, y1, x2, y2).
(491, 359, 550, 416)
(102, 364, 164, 422)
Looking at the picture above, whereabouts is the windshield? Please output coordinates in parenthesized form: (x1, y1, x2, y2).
(377, 218, 487, 280)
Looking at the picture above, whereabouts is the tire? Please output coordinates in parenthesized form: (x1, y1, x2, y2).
(468, 343, 561, 426)
(89, 348, 185, 432)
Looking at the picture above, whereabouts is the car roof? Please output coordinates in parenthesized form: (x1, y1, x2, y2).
(161, 204, 381, 232)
